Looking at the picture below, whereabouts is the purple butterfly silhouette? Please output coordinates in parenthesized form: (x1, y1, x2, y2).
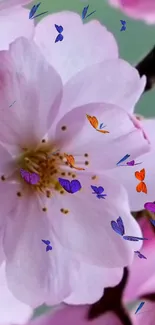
(126, 160, 142, 166)
(144, 201, 155, 213)
(117, 158, 142, 167)
(42, 239, 52, 252)
(111, 217, 148, 241)
(20, 169, 40, 185)
(91, 185, 107, 199)
(111, 216, 125, 236)
(58, 178, 81, 194)
(134, 251, 147, 259)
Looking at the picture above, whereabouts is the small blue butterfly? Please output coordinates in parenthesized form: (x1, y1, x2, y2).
(55, 24, 64, 43)
(29, 3, 48, 19)
(82, 5, 96, 20)
(99, 123, 107, 129)
(42, 239, 52, 252)
(29, 3, 41, 19)
(135, 302, 145, 314)
(82, 5, 89, 19)
(91, 185, 107, 199)
(116, 154, 130, 166)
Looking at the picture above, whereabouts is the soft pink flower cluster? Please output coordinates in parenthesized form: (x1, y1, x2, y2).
(0, 1, 155, 325)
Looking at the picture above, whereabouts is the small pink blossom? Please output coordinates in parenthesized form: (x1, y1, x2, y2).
(108, 0, 155, 24)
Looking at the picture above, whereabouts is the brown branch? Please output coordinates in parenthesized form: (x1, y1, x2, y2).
(136, 46, 155, 92)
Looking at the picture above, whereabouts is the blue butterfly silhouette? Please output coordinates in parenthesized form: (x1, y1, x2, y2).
(99, 123, 107, 129)
(120, 20, 126, 31)
(82, 5, 96, 20)
(135, 302, 145, 314)
(116, 154, 130, 166)
(55, 24, 64, 43)
(42, 239, 52, 252)
(29, 3, 48, 19)
(91, 185, 107, 199)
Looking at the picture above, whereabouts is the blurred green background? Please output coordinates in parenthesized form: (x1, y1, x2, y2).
(26, 0, 155, 317)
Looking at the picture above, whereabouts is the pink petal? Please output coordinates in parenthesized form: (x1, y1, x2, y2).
(0, 7, 34, 51)
(124, 218, 155, 302)
(54, 103, 150, 172)
(50, 172, 143, 268)
(0, 0, 33, 11)
(3, 194, 78, 307)
(0, 143, 16, 175)
(141, 118, 155, 146)
(106, 119, 155, 211)
(56, 59, 146, 120)
(34, 12, 118, 83)
(0, 262, 33, 324)
(0, 181, 21, 221)
(0, 37, 62, 152)
(108, 0, 155, 24)
(64, 263, 123, 304)
(27, 305, 123, 325)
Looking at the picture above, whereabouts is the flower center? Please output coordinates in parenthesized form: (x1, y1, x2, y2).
(1, 136, 90, 214)
(16, 142, 68, 195)
(12, 140, 89, 199)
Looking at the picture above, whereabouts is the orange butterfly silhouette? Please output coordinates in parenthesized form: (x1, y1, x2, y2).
(64, 154, 85, 171)
(86, 114, 109, 134)
(135, 168, 147, 194)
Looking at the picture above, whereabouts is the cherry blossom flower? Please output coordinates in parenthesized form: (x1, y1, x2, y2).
(0, 0, 34, 51)
(0, 10, 151, 322)
(108, 0, 155, 24)
(0, 35, 149, 311)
